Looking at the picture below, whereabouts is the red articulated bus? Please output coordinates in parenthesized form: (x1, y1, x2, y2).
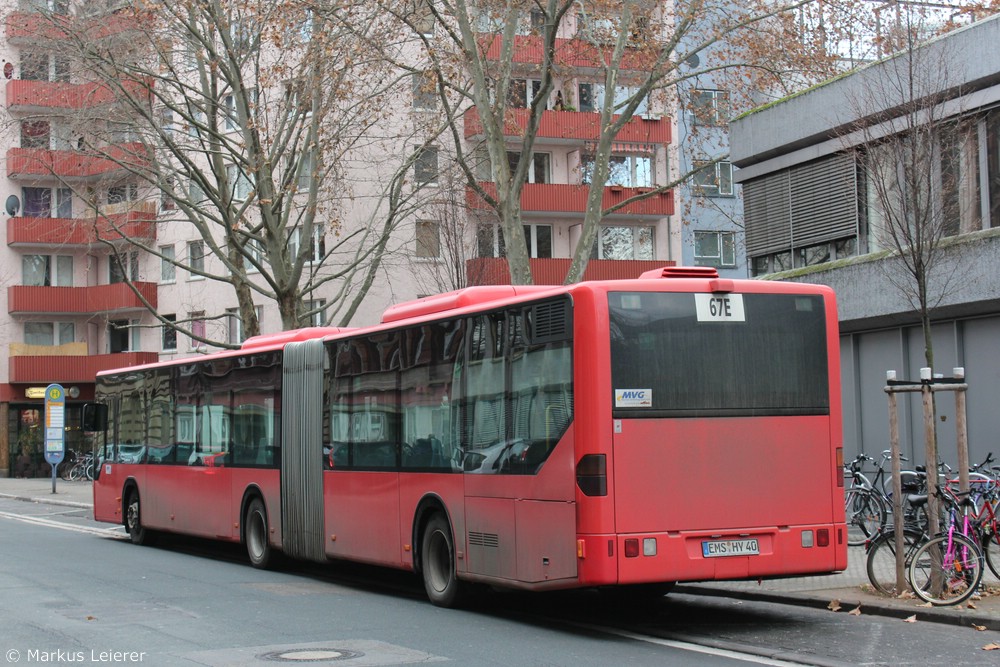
(90, 267, 846, 607)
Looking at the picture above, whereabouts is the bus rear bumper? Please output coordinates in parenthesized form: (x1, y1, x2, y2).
(577, 524, 847, 586)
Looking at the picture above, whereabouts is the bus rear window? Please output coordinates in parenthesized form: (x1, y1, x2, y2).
(609, 292, 829, 417)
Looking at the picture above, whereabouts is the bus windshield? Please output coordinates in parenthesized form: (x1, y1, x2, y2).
(609, 291, 829, 417)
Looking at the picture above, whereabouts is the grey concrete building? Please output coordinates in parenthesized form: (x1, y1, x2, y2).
(730, 15, 1000, 465)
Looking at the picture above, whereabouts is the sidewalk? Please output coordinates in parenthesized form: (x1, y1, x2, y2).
(1, 476, 999, 630)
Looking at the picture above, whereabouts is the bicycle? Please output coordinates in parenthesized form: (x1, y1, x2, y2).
(845, 451, 924, 546)
(907, 488, 984, 605)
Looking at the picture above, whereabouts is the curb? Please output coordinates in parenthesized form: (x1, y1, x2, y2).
(675, 584, 1000, 631)
(0, 492, 92, 510)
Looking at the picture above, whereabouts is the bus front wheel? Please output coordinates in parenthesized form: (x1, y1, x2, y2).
(421, 514, 466, 608)
(245, 498, 273, 569)
(125, 489, 155, 546)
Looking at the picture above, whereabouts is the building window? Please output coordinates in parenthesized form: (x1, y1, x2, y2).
(243, 239, 263, 273)
(160, 245, 175, 283)
(109, 251, 138, 284)
(477, 224, 552, 258)
(508, 78, 544, 109)
(108, 319, 130, 353)
(694, 230, 736, 268)
(284, 79, 311, 117)
(411, 72, 437, 110)
(227, 164, 254, 201)
(692, 89, 730, 126)
(24, 322, 74, 346)
(305, 299, 326, 327)
(23, 255, 72, 287)
(20, 120, 50, 149)
(290, 224, 325, 263)
(416, 220, 440, 258)
(107, 183, 138, 205)
(295, 151, 315, 190)
(22, 188, 51, 218)
(693, 160, 734, 196)
(162, 314, 177, 351)
(189, 311, 206, 350)
(507, 151, 550, 183)
(414, 146, 439, 185)
(590, 226, 654, 260)
(578, 83, 649, 116)
(57, 188, 72, 218)
(582, 154, 652, 188)
(227, 306, 262, 344)
(223, 94, 238, 131)
(188, 241, 205, 279)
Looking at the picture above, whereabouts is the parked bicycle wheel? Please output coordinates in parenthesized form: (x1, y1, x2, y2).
(865, 528, 926, 596)
(908, 533, 983, 605)
(845, 487, 886, 547)
(981, 526, 1000, 581)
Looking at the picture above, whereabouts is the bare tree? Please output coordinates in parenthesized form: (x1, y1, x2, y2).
(13, 0, 443, 345)
(369, 0, 848, 285)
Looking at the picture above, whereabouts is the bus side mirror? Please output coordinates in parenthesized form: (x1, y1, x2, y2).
(82, 403, 108, 432)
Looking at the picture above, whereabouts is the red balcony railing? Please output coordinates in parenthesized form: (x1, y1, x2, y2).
(6, 143, 148, 180)
(6, 78, 149, 111)
(6, 9, 145, 44)
(468, 182, 673, 217)
(480, 35, 659, 71)
(463, 107, 670, 144)
(9, 351, 160, 384)
(4, 11, 70, 42)
(8, 282, 157, 315)
(466, 258, 675, 286)
(7, 209, 157, 247)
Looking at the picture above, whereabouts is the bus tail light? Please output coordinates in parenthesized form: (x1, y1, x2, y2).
(624, 539, 639, 558)
(577, 454, 607, 496)
(836, 447, 844, 487)
(817, 529, 830, 547)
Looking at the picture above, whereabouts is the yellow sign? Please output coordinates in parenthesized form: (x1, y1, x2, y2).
(25, 387, 46, 399)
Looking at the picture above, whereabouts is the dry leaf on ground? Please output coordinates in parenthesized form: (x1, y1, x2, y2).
(903, 615, 917, 623)
(827, 599, 841, 612)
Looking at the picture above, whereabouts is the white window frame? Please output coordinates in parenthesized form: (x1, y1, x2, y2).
(415, 219, 440, 259)
(693, 159, 734, 197)
(162, 314, 177, 351)
(160, 245, 176, 283)
(694, 230, 737, 268)
(187, 240, 205, 280)
(692, 89, 730, 126)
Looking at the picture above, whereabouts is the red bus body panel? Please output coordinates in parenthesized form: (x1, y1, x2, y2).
(91, 273, 846, 595)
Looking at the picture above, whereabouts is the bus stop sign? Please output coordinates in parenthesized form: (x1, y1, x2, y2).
(44, 384, 66, 491)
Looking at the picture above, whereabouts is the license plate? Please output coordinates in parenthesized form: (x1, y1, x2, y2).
(702, 538, 760, 558)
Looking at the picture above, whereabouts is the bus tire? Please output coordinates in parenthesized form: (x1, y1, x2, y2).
(421, 514, 466, 608)
(245, 498, 273, 569)
(125, 488, 155, 546)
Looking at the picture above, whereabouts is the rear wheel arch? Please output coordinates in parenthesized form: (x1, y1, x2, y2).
(411, 494, 452, 575)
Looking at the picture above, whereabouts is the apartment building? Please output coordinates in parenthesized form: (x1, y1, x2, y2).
(730, 14, 1000, 463)
(1, 3, 678, 476)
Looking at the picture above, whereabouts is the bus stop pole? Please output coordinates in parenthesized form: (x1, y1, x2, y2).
(953, 368, 969, 495)
(885, 371, 906, 593)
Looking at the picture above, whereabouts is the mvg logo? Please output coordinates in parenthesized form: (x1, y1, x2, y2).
(615, 389, 652, 408)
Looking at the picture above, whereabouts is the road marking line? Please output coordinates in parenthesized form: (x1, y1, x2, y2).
(0, 510, 126, 538)
(569, 621, 819, 666)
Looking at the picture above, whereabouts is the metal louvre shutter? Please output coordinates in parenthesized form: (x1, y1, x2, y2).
(790, 154, 859, 246)
(744, 154, 859, 257)
(744, 170, 791, 255)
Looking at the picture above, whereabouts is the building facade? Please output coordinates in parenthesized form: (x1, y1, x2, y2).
(0, 3, 678, 476)
(730, 14, 1000, 464)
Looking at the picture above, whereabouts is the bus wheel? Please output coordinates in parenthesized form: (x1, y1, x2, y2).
(125, 489, 155, 546)
(421, 514, 466, 608)
(245, 498, 273, 569)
